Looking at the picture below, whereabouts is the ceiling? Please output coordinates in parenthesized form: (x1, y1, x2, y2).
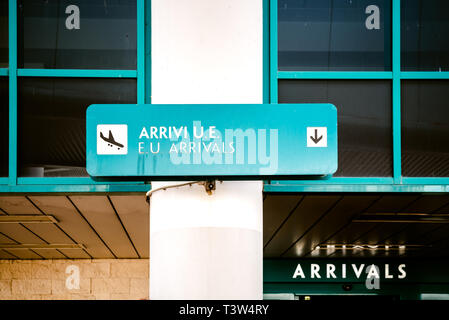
(0, 193, 449, 260)
(264, 194, 449, 258)
(0, 195, 149, 259)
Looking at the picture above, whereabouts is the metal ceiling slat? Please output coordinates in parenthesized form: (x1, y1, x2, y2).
(284, 196, 378, 258)
(263, 195, 341, 257)
(0, 223, 60, 259)
(109, 194, 149, 258)
(69, 195, 139, 259)
(0, 232, 40, 259)
(263, 195, 303, 247)
(29, 196, 114, 258)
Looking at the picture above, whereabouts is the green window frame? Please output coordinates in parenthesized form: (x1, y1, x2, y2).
(0, 0, 149, 192)
(1, 0, 448, 193)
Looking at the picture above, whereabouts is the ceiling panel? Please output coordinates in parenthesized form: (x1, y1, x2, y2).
(325, 222, 378, 244)
(402, 195, 449, 213)
(0, 196, 89, 259)
(69, 195, 139, 259)
(0, 224, 65, 259)
(0, 250, 17, 259)
(0, 193, 447, 260)
(3, 249, 44, 259)
(263, 195, 302, 246)
(365, 195, 420, 213)
(354, 223, 407, 244)
(405, 236, 449, 258)
(0, 233, 16, 244)
(436, 203, 449, 213)
(0, 196, 42, 214)
(284, 195, 378, 257)
(29, 196, 114, 258)
(0, 233, 42, 259)
(382, 224, 441, 244)
(264, 195, 341, 257)
(110, 194, 149, 258)
(417, 225, 449, 245)
(430, 236, 449, 255)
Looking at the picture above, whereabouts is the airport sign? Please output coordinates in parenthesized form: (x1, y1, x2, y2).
(86, 104, 338, 178)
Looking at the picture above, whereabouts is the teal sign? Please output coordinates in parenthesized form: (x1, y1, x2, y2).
(86, 104, 337, 178)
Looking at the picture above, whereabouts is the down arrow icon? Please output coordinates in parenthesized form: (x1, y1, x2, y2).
(310, 129, 323, 144)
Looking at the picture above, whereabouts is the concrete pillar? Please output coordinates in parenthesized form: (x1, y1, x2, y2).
(149, 181, 263, 299)
(150, 0, 263, 299)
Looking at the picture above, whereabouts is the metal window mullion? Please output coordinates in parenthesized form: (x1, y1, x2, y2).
(278, 71, 394, 80)
(400, 72, 449, 79)
(8, 0, 17, 186)
(263, 0, 269, 103)
(137, 0, 145, 104)
(270, 0, 278, 104)
(17, 69, 137, 78)
(392, 0, 402, 184)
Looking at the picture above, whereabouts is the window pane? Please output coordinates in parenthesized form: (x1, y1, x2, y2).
(402, 80, 449, 177)
(278, 0, 392, 71)
(18, 0, 137, 69)
(279, 80, 392, 177)
(18, 78, 136, 177)
(0, 78, 7, 177)
(0, 1, 7, 67)
(402, 0, 449, 71)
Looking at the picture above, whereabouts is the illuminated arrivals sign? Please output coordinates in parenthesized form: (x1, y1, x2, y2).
(292, 263, 407, 280)
(86, 104, 337, 178)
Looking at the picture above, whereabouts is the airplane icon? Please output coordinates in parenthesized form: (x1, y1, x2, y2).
(100, 130, 124, 150)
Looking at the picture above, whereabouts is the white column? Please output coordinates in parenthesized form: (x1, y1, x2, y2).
(150, 0, 263, 299)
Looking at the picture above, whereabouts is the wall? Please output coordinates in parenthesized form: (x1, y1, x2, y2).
(0, 259, 149, 300)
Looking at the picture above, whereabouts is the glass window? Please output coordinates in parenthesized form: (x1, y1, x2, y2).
(279, 80, 392, 177)
(402, 80, 449, 177)
(402, 0, 449, 71)
(18, 0, 137, 69)
(0, 78, 7, 177)
(0, 1, 7, 67)
(18, 78, 137, 177)
(278, 0, 392, 71)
